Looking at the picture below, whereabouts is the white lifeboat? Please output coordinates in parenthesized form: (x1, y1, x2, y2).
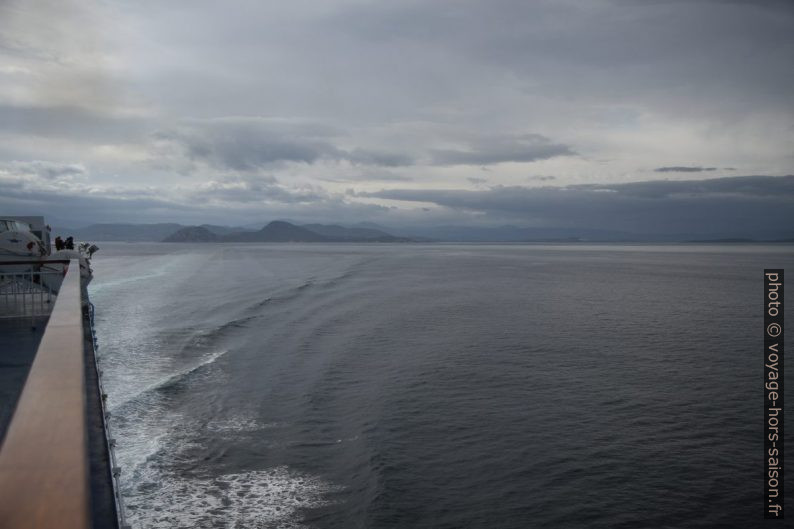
(0, 218, 47, 259)
(0, 217, 98, 295)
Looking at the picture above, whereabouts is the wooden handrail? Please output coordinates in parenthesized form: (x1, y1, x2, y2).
(0, 260, 90, 528)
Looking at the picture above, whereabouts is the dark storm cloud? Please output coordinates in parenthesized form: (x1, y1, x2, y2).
(0, 185, 184, 226)
(0, 174, 390, 227)
(366, 175, 794, 206)
(0, 192, 220, 232)
(362, 175, 794, 237)
(655, 166, 718, 173)
(346, 149, 415, 167)
(158, 119, 414, 171)
(430, 134, 575, 166)
(158, 120, 342, 170)
(189, 175, 327, 205)
(578, 175, 794, 198)
(161, 121, 570, 170)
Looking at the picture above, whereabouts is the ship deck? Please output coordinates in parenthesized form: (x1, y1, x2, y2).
(0, 316, 48, 441)
(0, 262, 121, 529)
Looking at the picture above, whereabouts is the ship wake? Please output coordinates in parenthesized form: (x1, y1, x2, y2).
(125, 465, 336, 529)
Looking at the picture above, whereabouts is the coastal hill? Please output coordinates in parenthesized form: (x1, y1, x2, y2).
(163, 221, 413, 243)
(162, 226, 219, 242)
(223, 221, 328, 242)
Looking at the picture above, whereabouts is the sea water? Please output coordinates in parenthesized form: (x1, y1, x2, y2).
(89, 243, 794, 528)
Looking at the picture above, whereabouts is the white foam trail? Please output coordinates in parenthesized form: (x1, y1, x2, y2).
(205, 416, 281, 434)
(114, 411, 340, 528)
(89, 270, 168, 294)
(108, 348, 229, 411)
(125, 467, 337, 529)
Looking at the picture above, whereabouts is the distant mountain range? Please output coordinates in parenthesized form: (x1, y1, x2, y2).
(163, 221, 413, 243)
(53, 221, 794, 243)
(160, 226, 221, 242)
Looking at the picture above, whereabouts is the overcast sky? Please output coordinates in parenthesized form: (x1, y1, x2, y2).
(0, 0, 792, 232)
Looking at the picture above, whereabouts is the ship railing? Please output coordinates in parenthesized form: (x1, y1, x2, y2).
(88, 300, 131, 529)
(0, 259, 130, 529)
(0, 260, 69, 321)
(0, 259, 90, 527)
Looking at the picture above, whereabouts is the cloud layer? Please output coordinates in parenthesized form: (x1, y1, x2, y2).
(0, 0, 792, 230)
(362, 175, 794, 237)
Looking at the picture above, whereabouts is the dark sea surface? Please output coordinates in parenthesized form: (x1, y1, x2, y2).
(89, 243, 793, 529)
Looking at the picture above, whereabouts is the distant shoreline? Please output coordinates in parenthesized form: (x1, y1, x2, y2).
(53, 221, 794, 245)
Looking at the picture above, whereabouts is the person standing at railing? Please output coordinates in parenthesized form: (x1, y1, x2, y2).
(65, 236, 74, 250)
(54, 236, 64, 251)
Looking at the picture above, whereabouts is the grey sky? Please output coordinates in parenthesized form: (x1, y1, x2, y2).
(0, 0, 792, 231)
